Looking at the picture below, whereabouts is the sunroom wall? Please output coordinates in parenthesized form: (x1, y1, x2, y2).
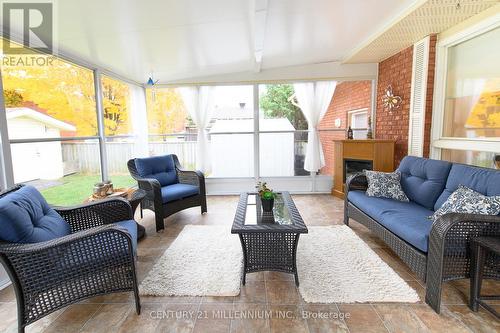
(374, 35, 437, 167)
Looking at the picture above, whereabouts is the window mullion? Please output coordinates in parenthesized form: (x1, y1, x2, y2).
(253, 84, 260, 181)
(93, 69, 109, 182)
(0, 70, 15, 188)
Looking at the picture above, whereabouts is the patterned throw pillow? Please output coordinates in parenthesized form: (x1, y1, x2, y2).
(364, 170, 409, 202)
(430, 185, 500, 222)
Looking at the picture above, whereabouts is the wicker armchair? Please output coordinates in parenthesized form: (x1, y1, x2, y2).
(0, 185, 141, 333)
(344, 172, 500, 313)
(128, 154, 207, 232)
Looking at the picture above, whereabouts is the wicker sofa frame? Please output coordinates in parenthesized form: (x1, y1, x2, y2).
(127, 154, 207, 232)
(344, 173, 500, 313)
(0, 185, 141, 333)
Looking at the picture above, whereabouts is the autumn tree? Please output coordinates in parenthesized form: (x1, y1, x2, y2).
(1, 39, 133, 137)
(146, 88, 188, 139)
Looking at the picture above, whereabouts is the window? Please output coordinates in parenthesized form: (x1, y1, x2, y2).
(1, 39, 102, 204)
(2, 42, 97, 138)
(101, 75, 132, 136)
(441, 149, 499, 169)
(209, 85, 254, 177)
(145, 87, 194, 169)
(259, 84, 308, 177)
(433, 24, 500, 167)
(348, 108, 368, 139)
(443, 27, 500, 139)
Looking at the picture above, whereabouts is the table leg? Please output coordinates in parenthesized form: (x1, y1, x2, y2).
(470, 244, 485, 312)
(293, 233, 300, 287)
(239, 234, 247, 285)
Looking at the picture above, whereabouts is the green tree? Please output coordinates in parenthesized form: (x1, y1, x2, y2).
(259, 84, 307, 130)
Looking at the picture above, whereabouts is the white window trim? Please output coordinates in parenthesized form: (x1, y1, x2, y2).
(347, 108, 368, 129)
(408, 36, 430, 157)
(430, 12, 500, 159)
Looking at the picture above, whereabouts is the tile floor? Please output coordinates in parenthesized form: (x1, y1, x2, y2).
(0, 195, 498, 332)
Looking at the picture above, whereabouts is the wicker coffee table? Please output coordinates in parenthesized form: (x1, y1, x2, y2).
(231, 192, 308, 286)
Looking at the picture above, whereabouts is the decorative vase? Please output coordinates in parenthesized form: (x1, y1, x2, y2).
(261, 198, 274, 212)
(366, 116, 373, 139)
(347, 126, 353, 140)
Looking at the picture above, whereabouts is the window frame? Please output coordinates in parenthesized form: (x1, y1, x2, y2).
(430, 16, 500, 160)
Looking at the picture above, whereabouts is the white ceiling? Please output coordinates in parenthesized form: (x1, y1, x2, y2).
(49, 0, 421, 84)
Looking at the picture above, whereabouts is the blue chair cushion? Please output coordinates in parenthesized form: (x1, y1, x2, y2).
(135, 155, 178, 187)
(161, 184, 199, 203)
(434, 164, 500, 211)
(397, 156, 452, 210)
(0, 185, 71, 243)
(115, 220, 137, 253)
(348, 190, 434, 252)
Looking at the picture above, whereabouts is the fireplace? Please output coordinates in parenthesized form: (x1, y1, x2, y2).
(332, 139, 395, 198)
(343, 159, 373, 183)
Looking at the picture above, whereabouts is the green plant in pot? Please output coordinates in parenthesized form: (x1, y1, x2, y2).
(256, 181, 276, 213)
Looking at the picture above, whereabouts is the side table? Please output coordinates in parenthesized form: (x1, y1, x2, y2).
(470, 236, 500, 319)
(84, 188, 146, 241)
(128, 189, 146, 240)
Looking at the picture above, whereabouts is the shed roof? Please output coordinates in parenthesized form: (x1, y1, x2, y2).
(6, 107, 77, 132)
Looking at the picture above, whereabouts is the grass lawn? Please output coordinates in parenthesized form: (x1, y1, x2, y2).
(41, 173, 136, 206)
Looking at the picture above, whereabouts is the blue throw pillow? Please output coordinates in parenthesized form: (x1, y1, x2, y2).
(365, 170, 409, 202)
(0, 186, 71, 243)
(430, 185, 500, 222)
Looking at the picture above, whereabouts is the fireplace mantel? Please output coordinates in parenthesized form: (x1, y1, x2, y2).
(332, 139, 395, 198)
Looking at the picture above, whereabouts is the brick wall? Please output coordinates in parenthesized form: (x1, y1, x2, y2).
(375, 35, 437, 167)
(319, 81, 372, 175)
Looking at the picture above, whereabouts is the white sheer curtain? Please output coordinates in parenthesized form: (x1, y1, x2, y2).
(293, 81, 337, 172)
(130, 85, 149, 157)
(178, 86, 214, 173)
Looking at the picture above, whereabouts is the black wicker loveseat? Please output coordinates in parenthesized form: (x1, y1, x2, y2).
(128, 154, 207, 232)
(0, 185, 141, 333)
(344, 156, 500, 313)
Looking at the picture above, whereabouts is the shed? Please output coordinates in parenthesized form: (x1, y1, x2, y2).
(6, 107, 76, 182)
(209, 118, 295, 177)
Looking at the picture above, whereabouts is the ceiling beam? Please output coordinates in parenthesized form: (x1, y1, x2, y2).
(250, 0, 269, 72)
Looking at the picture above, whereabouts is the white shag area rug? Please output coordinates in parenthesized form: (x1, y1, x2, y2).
(297, 226, 420, 303)
(139, 225, 242, 297)
(139, 224, 419, 303)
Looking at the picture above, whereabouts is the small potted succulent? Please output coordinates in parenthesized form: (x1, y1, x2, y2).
(256, 181, 276, 212)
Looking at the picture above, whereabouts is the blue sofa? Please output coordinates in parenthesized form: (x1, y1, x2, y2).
(344, 156, 500, 313)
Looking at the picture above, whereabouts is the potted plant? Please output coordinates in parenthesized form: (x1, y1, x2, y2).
(256, 181, 276, 212)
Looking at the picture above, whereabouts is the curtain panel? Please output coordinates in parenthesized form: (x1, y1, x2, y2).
(293, 81, 337, 172)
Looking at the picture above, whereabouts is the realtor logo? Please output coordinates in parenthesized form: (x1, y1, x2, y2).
(2, 2, 54, 54)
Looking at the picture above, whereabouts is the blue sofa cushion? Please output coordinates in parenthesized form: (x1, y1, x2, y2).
(115, 220, 138, 253)
(135, 155, 178, 187)
(161, 184, 199, 203)
(0, 186, 71, 243)
(397, 156, 452, 210)
(435, 164, 500, 211)
(348, 190, 434, 252)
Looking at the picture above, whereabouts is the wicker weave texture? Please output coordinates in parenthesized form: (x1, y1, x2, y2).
(344, 172, 500, 314)
(0, 185, 141, 332)
(127, 154, 207, 232)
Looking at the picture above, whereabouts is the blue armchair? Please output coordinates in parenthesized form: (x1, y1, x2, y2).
(127, 154, 207, 232)
(0, 185, 141, 333)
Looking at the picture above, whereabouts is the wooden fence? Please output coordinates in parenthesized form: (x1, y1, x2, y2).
(62, 139, 306, 175)
(62, 141, 197, 175)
